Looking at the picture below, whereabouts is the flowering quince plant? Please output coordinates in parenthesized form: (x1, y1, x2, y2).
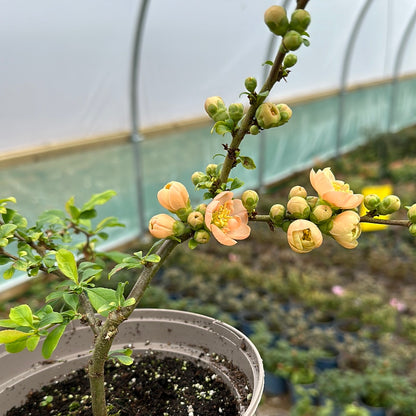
(0, 2, 415, 415)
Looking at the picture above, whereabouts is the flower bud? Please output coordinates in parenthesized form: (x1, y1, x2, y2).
(287, 196, 311, 219)
(194, 229, 210, 244)
(196, 203, 207, 215)
(277, 104, 292, 123)
(187, 211, 204, 229)
(270, 204, 286, 225)
(364, 194, 381, 211)
(264, 5, 289, 36)
(249, 125, 259, 135)
(288, 186, 307, 199)
(157, 181, 190, 214)
(242, 190, 259, 213)
(204, 96, 229, 122)
(191, 171, 208, 186)
(206, 164, 218, 176)
(287, 219, 323, 253)
(172, 220, 187, 236)
(255, 102, 281, 129)
(148, 214, 176, 239)
(378, 195, 401, 215)
(283, 53, 297, 68)
(282, 30, 303, 51)
(310, 204, 333, 223)
(406, 203, 416, 223)
(228, 103, 244, 122)
(289, 9, 311, 33)
(306, 196, 319, 209)
(330, 211, 361, 249)
(409, 223, 416, 237)
(245, 77, 257, 93)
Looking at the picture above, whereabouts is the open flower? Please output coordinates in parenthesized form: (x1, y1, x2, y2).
(310, 168, 363, 209)
(287, 219, 323, 253)
(157, 181, 190, 214)
(205, 191, 250, 246)
(148, 214, 177, 239)
(329, 210, 361, 249)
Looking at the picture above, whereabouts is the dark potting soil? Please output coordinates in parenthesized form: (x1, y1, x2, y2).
(6, 351, 249, 416)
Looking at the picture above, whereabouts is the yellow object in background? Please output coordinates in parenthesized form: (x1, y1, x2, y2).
(360, 184, 393, 231)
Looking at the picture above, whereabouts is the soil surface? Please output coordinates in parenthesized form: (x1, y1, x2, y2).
(6, 351, 243, 416)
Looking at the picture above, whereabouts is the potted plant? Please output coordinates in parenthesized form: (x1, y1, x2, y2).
(316, 368, 363, 412)
(0, 3, 414, 415)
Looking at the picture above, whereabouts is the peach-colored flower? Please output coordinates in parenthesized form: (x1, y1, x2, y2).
(148, 214, 176, 239)
(287, 219, 323, 253)
(157, 181, 190, 213)
(329, 210, 361, 249)
(205, 191, 250, 246)
(310, 168, 363, 209)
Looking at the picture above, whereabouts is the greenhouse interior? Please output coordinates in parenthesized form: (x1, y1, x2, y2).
(1, 0, 416, 415)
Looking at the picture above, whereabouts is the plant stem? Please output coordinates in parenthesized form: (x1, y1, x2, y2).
(360, 215, 411, 227)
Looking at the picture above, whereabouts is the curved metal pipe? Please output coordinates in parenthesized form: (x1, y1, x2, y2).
(387, 3, 416, 132)
(130, 0, 150, 235)
(335, 0, 373, 156)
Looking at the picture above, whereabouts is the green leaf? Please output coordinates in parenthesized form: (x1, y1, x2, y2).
(26, 334, 40, 351)
(6, 338, 28, 353)
(82, 190, 117, 211)
(0, 238, 9, 247)
(95, 217, 125, 232)
(262, 60, 273, 66)
(0, 256, 12, 266)
(65, 197, 80, 220)
(63, 293, 80, 311)
(211, 121, 232, 136)
(144, 254, 161, 264)
(115, 355, 134, 365)
(45, 291, 65, 302)
(97, 251, 130, 264)
(239, 156, 256, 170)
(86, 288, 117, 316)
(230, 178, 244, 191)
(42, 324, 67, 359)
(9, 305, 34, 327)
(38, 312, 64, 328)
(3, 267, 15, 280)
(122, 298, 136, 307)
(56, 249, 79, 284)
(0, 329, 30, 344)
(0, 319, 18, 328)
(0, 223, 17, 238)
(79, 209, 97, 220)
(37, 209, 66, 227)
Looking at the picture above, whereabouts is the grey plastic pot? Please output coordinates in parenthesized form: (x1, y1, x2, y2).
(0, 308, 264, 415)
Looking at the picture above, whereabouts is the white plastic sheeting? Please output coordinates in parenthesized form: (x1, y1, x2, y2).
(1, 0, 416, 154)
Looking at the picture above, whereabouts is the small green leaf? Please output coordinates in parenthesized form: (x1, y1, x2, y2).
(56, 249, 79, 284)
(45, 291, 65, 302)
(239, 156, 256, 170)
(212, 121, 232, 136)
(65, 197, 80, 220)
(97, 251, 129, 263)
(0, 223, 17, 238)
(9, 304, 33, 327)
(79, 209, 97, 220)
(63, 293, 79, 311)
(115, 355, 134, 365)
(144, 254, 161, 264)
(42, 324, 67, 359)
(0, 256, 12, 266)
(0, 319, 18, 328)
(26, 334, 40, 351)
(86, 288, 117, 316)
(188, 239, 198, 250)
(95, 217, 124, 232)
(3, 267, 15, 280)
(0, 329, 30, 344)
(230, 178, 244, 191)
(6, 338, 28, 353)
(262, 60, 273, 66)
(122, 298, 136, 307)
(38, 312, 64, 328)
(82, 190, 117, 211)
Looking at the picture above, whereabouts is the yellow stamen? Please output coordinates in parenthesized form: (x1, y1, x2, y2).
(212, 204, 231, 229)
(302, 229, 312, 241)
(332, 180, 351, 193)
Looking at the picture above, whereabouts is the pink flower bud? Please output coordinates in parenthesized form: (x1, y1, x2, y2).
(264, 5, 289, 36)
(287, 196, 310, 219)
(288, 186, 307, 199)
(255, 103, 281, 129)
